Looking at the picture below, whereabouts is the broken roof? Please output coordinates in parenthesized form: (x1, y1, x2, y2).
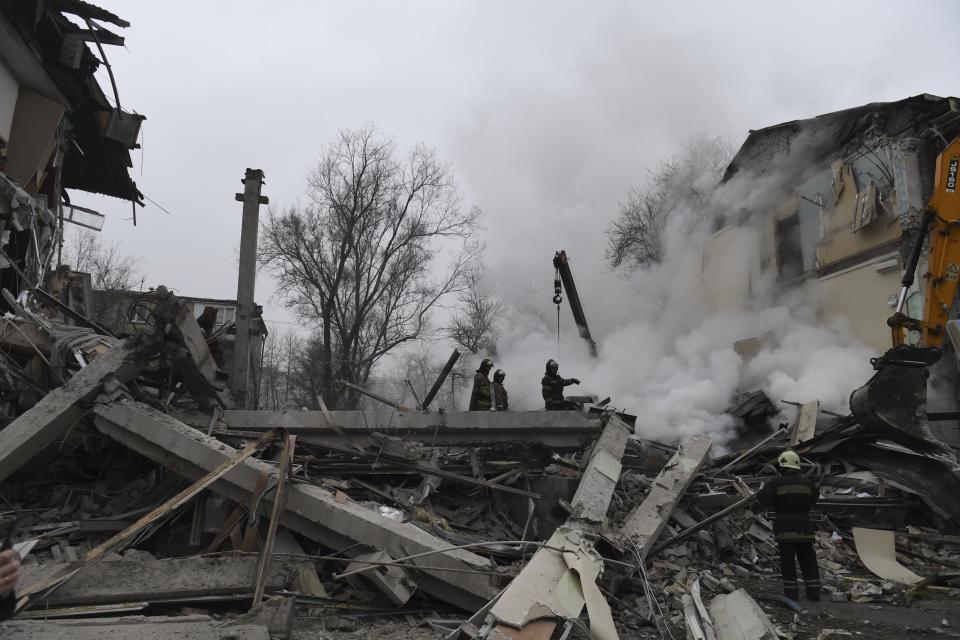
(723, 93, 960, 182)
(0, 0, 143, 203)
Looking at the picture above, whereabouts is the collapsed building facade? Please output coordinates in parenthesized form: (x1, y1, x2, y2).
(1, 7, 960, 636)
(703, 94, 960, 352)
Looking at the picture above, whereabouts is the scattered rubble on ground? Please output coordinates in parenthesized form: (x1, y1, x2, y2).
(0, 286, 960, 640)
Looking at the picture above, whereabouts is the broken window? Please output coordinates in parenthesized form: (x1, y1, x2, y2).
(852, 180, 879, 231)
(776, 214, 804, 279)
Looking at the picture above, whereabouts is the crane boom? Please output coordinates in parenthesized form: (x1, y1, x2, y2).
(553, 250, 598, 357)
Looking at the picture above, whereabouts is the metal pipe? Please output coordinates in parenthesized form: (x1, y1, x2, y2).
(422, 349, 460, 410)
(338, 379, 408, 412)
(895, 209, 935, 314)
(646, 493, 757, 559)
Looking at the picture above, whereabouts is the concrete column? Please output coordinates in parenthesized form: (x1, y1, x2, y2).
(232, 169, 268, 408)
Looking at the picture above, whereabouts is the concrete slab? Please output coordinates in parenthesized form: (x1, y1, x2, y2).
(211, 409, 609, 451)
(0, 617, 270, 640)
(618, 433, 711, 558)
(0, 342, 144, 481)
(569, 413, 631, 524)
(92, 399, 498, 611)
(20, 554, 292, 607)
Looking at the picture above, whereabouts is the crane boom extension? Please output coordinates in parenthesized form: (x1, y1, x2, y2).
(553, 250, 598, 357)
(850, 136, 960, 452)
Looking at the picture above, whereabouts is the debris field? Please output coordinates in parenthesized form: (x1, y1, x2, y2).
(0, 291, 959, 640)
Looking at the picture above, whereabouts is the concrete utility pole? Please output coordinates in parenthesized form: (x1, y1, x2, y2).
(232, 168, 268, 408)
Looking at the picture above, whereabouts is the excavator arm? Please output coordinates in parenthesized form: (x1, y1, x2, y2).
(850, 137, 960, 451)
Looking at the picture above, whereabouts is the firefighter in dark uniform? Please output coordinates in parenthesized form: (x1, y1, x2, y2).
(752, 449, 821, 601)
(492, 369, 508, 411)
(541, 359, 580, 410)
(469, 358, 494, 411)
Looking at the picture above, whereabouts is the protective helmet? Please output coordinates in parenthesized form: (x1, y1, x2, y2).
(478, 358, 493, 372)
(493, 369, 505, 383)
(546, 359, 559, 374)
(778, 450, 801, 470)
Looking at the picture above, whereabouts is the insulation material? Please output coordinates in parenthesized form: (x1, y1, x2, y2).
(791, 400, 819, 445)
(852, 527, 923, 585)
(488, 526, 618, 640)
(709, 589, 778, 640)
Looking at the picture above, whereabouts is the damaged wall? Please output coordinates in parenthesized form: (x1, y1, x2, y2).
(701, 96, 960, 354)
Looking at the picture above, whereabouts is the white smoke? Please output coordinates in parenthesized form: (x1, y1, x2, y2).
(480, 163, 877, 448)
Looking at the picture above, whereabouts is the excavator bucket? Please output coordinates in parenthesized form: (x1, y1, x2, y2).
(849, 345, 952, 455)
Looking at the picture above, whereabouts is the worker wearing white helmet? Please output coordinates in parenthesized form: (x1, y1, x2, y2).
(751, 449, 822, 601)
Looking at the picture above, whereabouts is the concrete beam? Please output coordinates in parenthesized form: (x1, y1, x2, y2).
(92, 399, 498, 611)
(20, 555, 293, 607)
(466, 414, 630, 640)
(568, 413, 631, 524)
(0, 343, 144, 481)
(0, 617, 269, 640)
(209, 409, 609, 451)
(617, 433, 711, 559)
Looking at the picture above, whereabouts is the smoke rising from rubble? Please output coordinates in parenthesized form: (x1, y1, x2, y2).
(477, 158, 876, 447)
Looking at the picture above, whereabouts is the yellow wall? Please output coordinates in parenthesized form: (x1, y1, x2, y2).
(813, 252, 901, 352)
(817, 162, 902, 268)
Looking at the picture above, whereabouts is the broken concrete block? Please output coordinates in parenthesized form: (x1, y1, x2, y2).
(0, 342, 144, 481)
(708, 589, 778, 640)
(618, 434, 711, 558)
(344, 550, 417, 605)
(226, 596, 295, 639)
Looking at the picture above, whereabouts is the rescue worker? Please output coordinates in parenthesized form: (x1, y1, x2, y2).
(541, 359, 580, 410)
(469, 358, 494, 411)
(751, 449, 821, 601)
(492, 369, 509, 411)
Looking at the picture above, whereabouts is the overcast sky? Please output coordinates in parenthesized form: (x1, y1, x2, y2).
(82, 0, 960, 333)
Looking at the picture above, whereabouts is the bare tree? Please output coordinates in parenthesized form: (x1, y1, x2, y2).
(256, 327, 302, 410)
(259, 126, 480, 409)
(446, 265, 503, 356)
(606, 134, 732, 272)
(63, 228, 145, 322)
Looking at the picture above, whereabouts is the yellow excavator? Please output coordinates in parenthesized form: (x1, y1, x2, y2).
(850, 136, 960, 450)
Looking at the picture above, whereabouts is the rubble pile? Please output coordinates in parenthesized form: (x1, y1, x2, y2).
(0, 291, 960, 639)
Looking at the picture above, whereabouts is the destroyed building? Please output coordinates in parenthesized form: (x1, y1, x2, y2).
(0, 0, 144, 310)
(2, 17, 960, 636)
(703, 94, 960, 353)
